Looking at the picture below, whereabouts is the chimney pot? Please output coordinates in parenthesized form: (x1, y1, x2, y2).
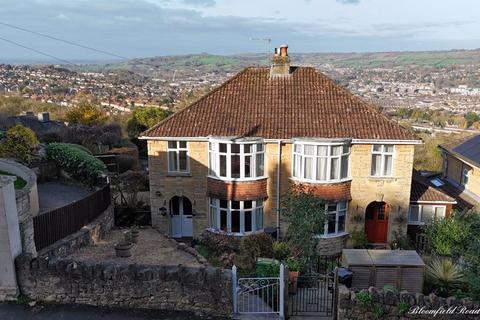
(279, 45, 288, 57)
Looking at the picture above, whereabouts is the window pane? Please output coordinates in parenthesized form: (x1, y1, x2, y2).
(244, 144, 252, 153)
(338, 214, 345, 233)
(244, 155, 252, 177)
(210, 198, 216, 205)
(231, 154, 240, 178)
(330, 157, 339, 180)
(210, 206, 218, 229)
(231, 211, 240, 233)
(219, 143, 227, 153)
(255, 208, 263, 230)
(231, 144, 240, 153)
(317, 157, 327, 181)
(371, 154, 381, 176)
(231, 201, 240, 209)
(179, 151, 187, 171)
(220, 155, 227, 177)
(209, 142, 215, 151)
(435, 207, 446, 219)
(168, 141, 176, 149)
(256, 153, 264, 177)
(317, 145, 328, 156)
(209, 152, 216, 175)
(244, 200, 253, 209)
(373, 145, 382, 152)
(421, 206, 434, 223)
(220, 210, 228, 231)
(331, 146, 342, 156)
(293, 155, 302, 178)
(341, 155, 349, 179)
(220, 200, 228, 208)
(305, 145, 315, 155)
(384, 155, 393, 176)
(304, 157, 314, 179)
(179, 141, 187, 148)
(378, 204, 386, 220)
(384, 145, 394, 153)
(170, 197, 180, 214)
(257, 143, 264, 152)
(339, 201, 347, 210)
(343, 145, 350, 154)
(256, 199, 264, 207)
(409, 206, 419, 222)
(328, 203, 337, 212)
(294, 144, 301, 153)
(245, 211, 252, 232)
(168, 151, 177, 171)
(327, 213, 336, 234)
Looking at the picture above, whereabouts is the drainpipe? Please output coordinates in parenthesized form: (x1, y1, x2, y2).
(276, 140, 282, 240)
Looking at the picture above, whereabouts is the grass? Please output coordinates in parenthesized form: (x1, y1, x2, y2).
(0, 170, 27, 189)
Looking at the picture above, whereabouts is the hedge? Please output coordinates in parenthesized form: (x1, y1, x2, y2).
(46, 143, 106, 186)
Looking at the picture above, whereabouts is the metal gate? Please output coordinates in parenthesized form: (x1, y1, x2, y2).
(288, 270, 338, 318)
(232, 264, 286, 318)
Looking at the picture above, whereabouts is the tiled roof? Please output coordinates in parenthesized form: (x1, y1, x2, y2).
(142, 67, 416, 140)
(410, 171, 455, 203)
(439, 134, 480, 168)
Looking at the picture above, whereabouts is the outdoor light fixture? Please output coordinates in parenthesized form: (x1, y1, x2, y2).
(155, 191, 162, 197)
(159, 207, 167, 216)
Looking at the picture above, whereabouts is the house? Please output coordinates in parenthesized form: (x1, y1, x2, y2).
(140, 45, 421, 256)
(438, 134, 480, 210)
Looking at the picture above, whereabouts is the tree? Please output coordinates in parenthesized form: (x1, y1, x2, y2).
(281, 184, 326, 269)
(465, 112, 480, 128)
(0, 125, 39, 164)
(66, 104, 108, 126)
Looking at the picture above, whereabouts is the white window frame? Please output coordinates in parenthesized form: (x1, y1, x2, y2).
(408, 204, 446, 225)
(208, 198, 264, 235)
(322, 201, 348, 237)
(208, 139, 265, 181)
(292, 141, 351, 183)
(371, 144, 395, 177)
(167, 141, 189, 173)
(462, 168, 469, 186)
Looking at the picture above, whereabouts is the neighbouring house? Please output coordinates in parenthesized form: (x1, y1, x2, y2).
(140, 45, 421, 256)
(438, 134, 480, 210)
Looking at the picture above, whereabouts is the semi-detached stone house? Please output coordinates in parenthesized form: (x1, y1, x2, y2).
(140, 46, 423, 256)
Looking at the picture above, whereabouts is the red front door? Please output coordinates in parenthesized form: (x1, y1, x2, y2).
(365, 202, 389, 243)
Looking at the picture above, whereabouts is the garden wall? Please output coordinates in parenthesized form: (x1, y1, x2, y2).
(338, 285, 480, 320)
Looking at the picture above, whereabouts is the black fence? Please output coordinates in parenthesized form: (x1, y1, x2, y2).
(33, 184, 111, 250)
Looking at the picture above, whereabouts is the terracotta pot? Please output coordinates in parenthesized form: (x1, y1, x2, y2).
(115, 242, 134, 257)
(288, 271, 299, 294)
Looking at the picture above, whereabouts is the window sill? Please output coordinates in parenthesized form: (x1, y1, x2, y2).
(206, 228, 264, 236)
(207, 175, 267, 182)
(289, 177, 352, 185)
(167, 172, 192, 177)
(315, 232, 349, 239)
(407, 222, 426, 226)
(368, 176, 397, 181)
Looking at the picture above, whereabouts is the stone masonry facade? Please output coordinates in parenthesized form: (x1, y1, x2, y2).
(148, 140, 415, 250)
(338, 285, 480, 320)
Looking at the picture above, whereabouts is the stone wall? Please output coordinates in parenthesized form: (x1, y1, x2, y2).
(338, 285, 480, 320)
(318, 234, 348, 256)
(16, 255, 232, 317)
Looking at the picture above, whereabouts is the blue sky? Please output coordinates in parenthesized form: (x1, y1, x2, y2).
(0, 0, 479, 61)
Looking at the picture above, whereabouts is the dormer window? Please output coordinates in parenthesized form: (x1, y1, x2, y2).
(292, 140, 350, 183)
(208, 139, 265, 180)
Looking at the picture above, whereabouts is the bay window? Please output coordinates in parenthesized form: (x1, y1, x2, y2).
(167, 141, 189, 173)
(292, 141, 350, 182)
(371, 144, 394, 177)
(323, 201, 348, 236)
(209, 140, 265, 180)
(209, 198, 264, 234)
(409, 205, 446, 225)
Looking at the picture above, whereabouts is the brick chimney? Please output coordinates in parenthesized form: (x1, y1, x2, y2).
(270, 44, 290, 77)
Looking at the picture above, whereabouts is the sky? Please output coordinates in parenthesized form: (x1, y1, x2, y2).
(0, 0, 479, 62)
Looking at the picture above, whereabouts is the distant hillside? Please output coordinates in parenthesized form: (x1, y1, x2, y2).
(72, 49, 480, 77)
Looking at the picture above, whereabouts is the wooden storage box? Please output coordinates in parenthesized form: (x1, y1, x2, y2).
(342, 249, 425, 293)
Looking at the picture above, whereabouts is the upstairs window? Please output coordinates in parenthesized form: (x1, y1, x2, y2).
(167, 141, 189, 173)
(409, 205, 446, 225)
(292, 142, 350, 182)
(209, 140, 265, 180)
(371, 144, 394, 177)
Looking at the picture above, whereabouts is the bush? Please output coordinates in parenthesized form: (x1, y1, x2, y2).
(273, 241, 290, 261)
(0, 125, 39, 164)
(350, 228, 369, 249)
(66, 104, 108, 126)
(46, 143, 106, 186)
(425, 213, 470, 256)
(236, 233, 274, 270)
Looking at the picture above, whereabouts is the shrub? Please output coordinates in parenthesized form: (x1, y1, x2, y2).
(273, 241, 290, 261)
(197, 230, 240, 253)
(0, 125, 39, 164)
(237, 233, 274, 270)
(66, 104, 108, 126)
(424, 213, 470, 256)
(350, 228, 369, 249)
(426, 258, 463, 297)
(46, 143, 106, 186)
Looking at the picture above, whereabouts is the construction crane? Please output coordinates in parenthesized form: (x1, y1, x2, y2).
(250, 38, 271, 65)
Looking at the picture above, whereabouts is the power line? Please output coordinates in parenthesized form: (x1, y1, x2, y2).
(0, 35, 75, 65)
(0, 21, 129, 60)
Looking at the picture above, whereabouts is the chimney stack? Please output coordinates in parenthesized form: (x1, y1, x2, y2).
(270, 44, 290, 77)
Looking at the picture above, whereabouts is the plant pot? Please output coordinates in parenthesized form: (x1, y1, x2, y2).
(129, 230, 140, 243)
(115, 242, 134, 257)
(288, 271, 299, 294)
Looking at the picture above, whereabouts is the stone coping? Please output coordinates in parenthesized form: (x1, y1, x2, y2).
(0, 158, 37, 198)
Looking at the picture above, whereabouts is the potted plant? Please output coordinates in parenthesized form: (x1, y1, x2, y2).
(287, 258, 301, 294)
(125, 228, 140, 244)
(115, 240, 134, 257)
